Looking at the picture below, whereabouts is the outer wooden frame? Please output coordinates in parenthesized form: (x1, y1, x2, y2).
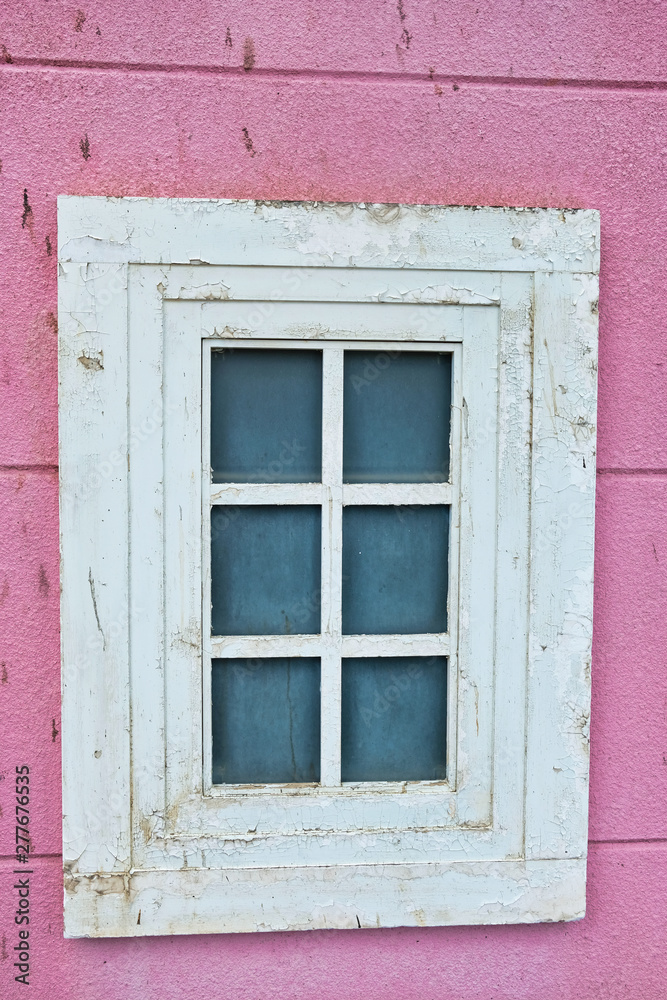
(58, 198, 599, 937)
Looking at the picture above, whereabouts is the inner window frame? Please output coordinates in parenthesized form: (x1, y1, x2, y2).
(158, 292, 497, 850)
(201, 339, 462, 796)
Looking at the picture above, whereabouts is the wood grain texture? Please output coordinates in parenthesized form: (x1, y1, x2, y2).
(59, 262, 132, 875)
(63, 859, 587, 938)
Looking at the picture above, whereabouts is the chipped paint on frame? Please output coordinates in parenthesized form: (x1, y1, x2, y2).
(58, 198, 598, 936)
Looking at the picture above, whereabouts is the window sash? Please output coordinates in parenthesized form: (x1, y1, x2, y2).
(155, 294, 503, 849)
(202, 340, 459, 792)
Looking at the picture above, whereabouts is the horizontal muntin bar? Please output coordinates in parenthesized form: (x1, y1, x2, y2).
(210, 634, 450, 659)
(342, 483, 451, 505)
(210, 483, 325, 505)
(341, 634, 450, 657)
(209, 483, 452, 505)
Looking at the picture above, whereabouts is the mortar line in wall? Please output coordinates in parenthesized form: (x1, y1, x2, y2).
(596, 468, 667, 475)
(0, 853, 64, 860)
(2, 60, 667, 92)
(0, 464, 58, 472)
(589, 838, 667, 846)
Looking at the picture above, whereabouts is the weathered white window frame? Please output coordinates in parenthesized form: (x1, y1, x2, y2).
(58, 198, 599, 937)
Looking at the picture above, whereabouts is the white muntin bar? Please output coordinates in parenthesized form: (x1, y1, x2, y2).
(320, 348, 345, 786)
(200, 341, 216, 794)
(210, 483, 326, 505)
(342, 483, 452, 506)
(341, 634, 450, 658)
(210, 635, 324, 659)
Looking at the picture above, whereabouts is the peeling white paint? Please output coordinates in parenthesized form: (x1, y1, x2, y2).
(59, 199, 598, 937)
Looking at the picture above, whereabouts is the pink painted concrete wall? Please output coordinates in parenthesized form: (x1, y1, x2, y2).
(1, 2, 666, 996)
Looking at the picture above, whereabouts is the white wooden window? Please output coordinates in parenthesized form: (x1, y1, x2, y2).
(203, 338, 458, 793)
(58, 198, 599, 937)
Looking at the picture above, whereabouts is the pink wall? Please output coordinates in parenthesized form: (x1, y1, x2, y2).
(1, 2, 666, 996)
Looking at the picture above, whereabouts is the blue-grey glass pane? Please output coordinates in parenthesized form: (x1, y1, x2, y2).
(343, 351, 451, 483)
(211, 506, 321, 635)
(211, 348, 322, 483)
(341, 656, 447, 782)
(342, 506, 448, 634)
(212, 658, 321, 784)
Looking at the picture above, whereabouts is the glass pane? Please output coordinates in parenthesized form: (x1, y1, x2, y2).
(341, 656, 447, 781)
(211, 506, 321, 635)
(342, 506, 449, 634)
(343, 351, 451, 483)
(211, 348, 322, 483)
(212, 658, 321, 784)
